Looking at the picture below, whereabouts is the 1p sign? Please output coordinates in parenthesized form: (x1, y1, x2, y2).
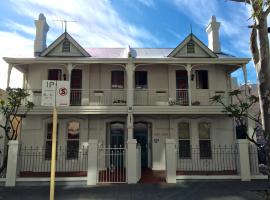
(41, 80, 56, 106)
(56, 81, 70, 106)
(41, 80, 70, 107)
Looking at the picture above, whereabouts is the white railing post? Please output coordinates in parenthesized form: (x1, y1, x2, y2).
(127, 139, 137, 183)
(5, 140, 19, 187)
(237, 139, 251, 181)
(87, 139, 98, 185)
(165, 139, 176, 183)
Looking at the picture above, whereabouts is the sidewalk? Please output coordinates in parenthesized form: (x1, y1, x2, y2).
(0, 180, 268, 200)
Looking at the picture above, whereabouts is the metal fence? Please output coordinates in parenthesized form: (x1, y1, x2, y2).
(177, 145, 239, 175)
(249, 144, 265, 175)
(18, 146, 88, 177)
(0, 149, 6, 178)
(97, 146, 126, 183)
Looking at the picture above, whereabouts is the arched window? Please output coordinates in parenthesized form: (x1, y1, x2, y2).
(178, 122, 191, 158)
(198, 122, 212, 159)
(67, 121, 80, 159)
(187, 40, 195, 53)
(62, 39, 70, 52)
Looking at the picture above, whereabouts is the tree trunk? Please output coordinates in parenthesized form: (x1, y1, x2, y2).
(256, 16, 270, 178)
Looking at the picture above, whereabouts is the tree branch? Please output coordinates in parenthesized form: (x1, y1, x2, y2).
(228, 0, 250, 4)
(250, 25, 260, 64)
(264, 5, 270, 17)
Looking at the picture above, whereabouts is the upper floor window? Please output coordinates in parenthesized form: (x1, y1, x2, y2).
(178, 122, 191, 158)
(198, 122, 212, 159)
(196, 70, 208, 89)
(187, 40, 195, 54)
(48, 69, 62, 80)
(62, 39, 70, 52)
(67, 121, 80, 159)
(135, 71, 148, 89)
(111, 71, 124, 89)
(45, 123, 58, 160)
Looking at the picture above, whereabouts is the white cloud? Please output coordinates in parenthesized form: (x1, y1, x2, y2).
(0, 0, 160, 89)
(137, 0, 155, 7)
(0, 31, 33, 89)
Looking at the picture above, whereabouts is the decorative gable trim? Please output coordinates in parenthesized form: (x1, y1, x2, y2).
(168, 34, 217, 58)
(40, 32, 90, 57)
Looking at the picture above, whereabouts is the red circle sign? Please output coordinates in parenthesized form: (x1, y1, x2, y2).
(59, 87, 68, 96)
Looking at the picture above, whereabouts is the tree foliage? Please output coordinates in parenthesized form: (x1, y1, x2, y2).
(211, 89, 261, 146)
(0, 88, 34, 140)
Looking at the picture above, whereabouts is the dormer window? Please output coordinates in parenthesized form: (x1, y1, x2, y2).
(187, 40, 195, 53)
(62, 39, 70, 52)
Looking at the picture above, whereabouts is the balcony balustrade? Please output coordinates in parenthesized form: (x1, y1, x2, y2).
(25, 88, 228, 107)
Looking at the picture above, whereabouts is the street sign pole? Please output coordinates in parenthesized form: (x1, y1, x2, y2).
(50, 106, 57, 200)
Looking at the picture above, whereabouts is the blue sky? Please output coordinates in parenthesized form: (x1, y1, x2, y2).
(0, 0, 258, 89)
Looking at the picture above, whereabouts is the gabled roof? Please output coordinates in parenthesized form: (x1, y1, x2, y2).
(168, 34, 217, 58)
(40, 32, 90, 57)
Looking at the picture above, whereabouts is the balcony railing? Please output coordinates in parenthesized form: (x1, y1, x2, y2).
(25, 89, 228, 106)
(26, 89, 126, 106)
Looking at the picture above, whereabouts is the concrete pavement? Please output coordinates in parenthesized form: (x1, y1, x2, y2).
(0, 180, 268, 200)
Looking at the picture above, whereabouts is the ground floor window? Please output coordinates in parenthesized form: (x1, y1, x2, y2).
(198, 122, 212, 159)
(178, 122, 191, 158)
(67, 121, 80, 159)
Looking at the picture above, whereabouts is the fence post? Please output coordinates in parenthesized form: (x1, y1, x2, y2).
(165, 139, 176, 183)
(237, 139, 251, 181)
(5, 140, 19, 187)
(87, 139, 98, 185)
(127, 139, 137, 184)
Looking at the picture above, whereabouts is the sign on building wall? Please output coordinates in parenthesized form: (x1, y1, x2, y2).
(41, 80, 70, 106)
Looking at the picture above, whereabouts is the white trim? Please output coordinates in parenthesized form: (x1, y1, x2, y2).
(176, 175, 241, 180)
(16, 177, 86, 182)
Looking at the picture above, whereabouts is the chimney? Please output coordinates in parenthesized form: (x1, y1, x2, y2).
(206, 16, 221, 53)
(34, 13, 49, 56)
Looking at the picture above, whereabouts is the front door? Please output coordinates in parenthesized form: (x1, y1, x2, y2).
(134, 122, 148, 168)
(110, 122, 125, 167)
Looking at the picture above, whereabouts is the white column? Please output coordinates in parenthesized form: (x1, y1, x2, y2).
(66, 63, 74, 82)
(186, 64, 192, 106)
(87, 139, 98, 185)
(242, 64, 248, 98)
(127, 113, 134, 139)
(126, 62, 135, 108)
(165, 139, 176, 183)
(127, 139, 137, 183)
(5, 140, 19, 187)
(6, 64, 13, 88)
(237, 139, 251, 181)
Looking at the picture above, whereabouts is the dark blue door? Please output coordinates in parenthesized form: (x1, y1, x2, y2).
(134, 122, 148, 168)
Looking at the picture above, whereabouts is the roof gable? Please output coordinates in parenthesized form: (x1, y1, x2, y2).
(40, 32, 90, 57)
(168, 34, 217, 58)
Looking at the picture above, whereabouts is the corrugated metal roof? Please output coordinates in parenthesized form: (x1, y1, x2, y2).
(85, 48, 235, 58)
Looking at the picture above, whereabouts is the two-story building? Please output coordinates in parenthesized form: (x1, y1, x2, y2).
(3, 14, 250, 180)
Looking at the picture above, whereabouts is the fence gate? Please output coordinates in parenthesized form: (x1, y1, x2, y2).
(97, 146, 126, 183)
